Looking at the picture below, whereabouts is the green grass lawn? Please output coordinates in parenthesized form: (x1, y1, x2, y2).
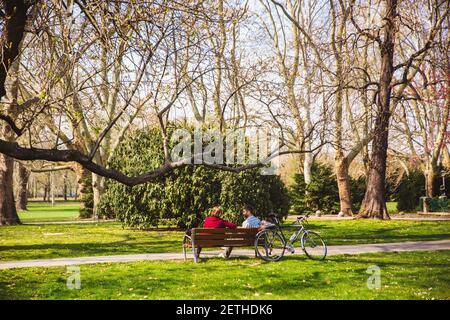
(18, 201, 81, 223)
(0, 222, 182, 261)
(386, 201, 398, 213)
(0, 250, 448, 300)
(1, 219, 449, 261)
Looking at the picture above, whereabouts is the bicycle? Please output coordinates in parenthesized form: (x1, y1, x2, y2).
(255, 213, 327, 262)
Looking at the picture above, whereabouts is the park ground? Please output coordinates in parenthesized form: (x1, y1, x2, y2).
(0, 251, 448, 299)
(0, 202, 449, 299)
(17, 201, 82, 223)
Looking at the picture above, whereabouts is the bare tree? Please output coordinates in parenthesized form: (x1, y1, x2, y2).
(357, 0, 448, 219)
(392, 6, 449, 196)
(257, 0, 326, 185)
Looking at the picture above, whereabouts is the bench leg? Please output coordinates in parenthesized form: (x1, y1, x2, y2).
(192, 246, 198, 263)
(225, 247, 233, 258)
(182, 235, 191, 261)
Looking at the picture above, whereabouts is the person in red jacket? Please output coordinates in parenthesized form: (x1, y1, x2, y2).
(202, 206, 236, 258)
(203, 206, 237, 229)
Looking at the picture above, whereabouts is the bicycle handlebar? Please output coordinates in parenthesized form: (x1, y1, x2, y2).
(296, 213, 310, 222)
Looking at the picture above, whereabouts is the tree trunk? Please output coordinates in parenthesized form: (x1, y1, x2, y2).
(426, 171, 434, 198)
(0, 99, 19, 224)
(335, 157, 353, 216)
(330, 0, 352, 216)
(92, 173, 105, 217)
(43, 183, 51, 202)
(32, 176, 36, 199)
(50, 172, 55, 205)
(16, 162, 29, 211)
(0, 153, 19, 225)
(63, 178, 68, 201)
(359, 147, 390, 220)
(443, 146, 450, 170)
(303, 151, 313, 185)
(74, 163, 90, 208)
(0, 110, 19, 224)
(0, 33, 22, 225)
(45, 174, 51, 202)
(358, 0, 397, 220)
(425, 164, 436, 198)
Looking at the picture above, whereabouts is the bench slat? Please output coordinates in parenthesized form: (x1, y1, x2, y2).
(192, 228, 259, 235)
(194, 234, 257, 240)
(194, 239, 256, 247)
(185, 239, 264, 248)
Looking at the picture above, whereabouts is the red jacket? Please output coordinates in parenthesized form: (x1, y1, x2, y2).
(203, 216, 237, 229)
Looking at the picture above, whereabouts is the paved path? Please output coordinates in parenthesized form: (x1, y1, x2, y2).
(390, 217, 450, 221)
(290, 215, 450, 221)
(1, 239, 449, 269)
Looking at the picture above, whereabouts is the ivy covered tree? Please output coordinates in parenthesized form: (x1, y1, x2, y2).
(99, 128, 290, 228)
(220, 168, 290, 223)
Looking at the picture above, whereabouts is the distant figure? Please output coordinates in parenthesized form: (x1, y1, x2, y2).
(241, 204, 261, 228)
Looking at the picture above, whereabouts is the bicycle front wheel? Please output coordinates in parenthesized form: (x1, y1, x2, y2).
(255, 229, 285, 262)
(301, 231, 327, 260)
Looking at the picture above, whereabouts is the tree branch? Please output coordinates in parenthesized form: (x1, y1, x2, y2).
(0, 137, 324, 187)
(0, 0, 30, 98)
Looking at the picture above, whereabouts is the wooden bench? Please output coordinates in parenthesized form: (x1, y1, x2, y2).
(182, 228, 260, 262)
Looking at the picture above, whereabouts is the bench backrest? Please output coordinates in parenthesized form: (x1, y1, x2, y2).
(191, 228, 260, 247)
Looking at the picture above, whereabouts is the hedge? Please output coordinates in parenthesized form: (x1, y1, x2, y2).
(98, 128, 290, 228)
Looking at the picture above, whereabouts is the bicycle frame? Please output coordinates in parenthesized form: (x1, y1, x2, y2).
(268, 216, 306, 253)
(256, 214, 327, 261)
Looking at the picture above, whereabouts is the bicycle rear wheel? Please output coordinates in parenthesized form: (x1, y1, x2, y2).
(301, 231, 327, 260)
(255, 229, 285, 262)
